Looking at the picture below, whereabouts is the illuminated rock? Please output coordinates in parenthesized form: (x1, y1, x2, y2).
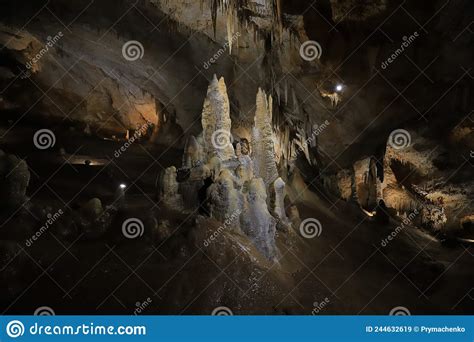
(201, 75, 235, 161)
(271, 177, 291, 228)
(251, 88, 278, 187)
(241, 178, 277, 260)
(207, 169, 243, 229)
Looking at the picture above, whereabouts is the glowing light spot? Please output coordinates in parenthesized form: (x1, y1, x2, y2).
(335, 84, 343, 92)
(119, 184, 127, 189)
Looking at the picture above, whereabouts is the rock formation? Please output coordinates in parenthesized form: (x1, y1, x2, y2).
(0, 150, 30, 209)
(241, 178, 277, 260)
(160, 166, 184, 210)
(156, 77, 283, 260)
(201, 75, 235, 161)
(251, 89, 279, 187)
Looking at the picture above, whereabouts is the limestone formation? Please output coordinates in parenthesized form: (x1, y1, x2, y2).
(160, 166, 184, 210)
(251, 89, 278, 187)
(183, 135, 204, 168)
(241, 178, 277, 260)
(271, 177, 291, 228)
(201, 75, 235, 161)
(207, 169, 243, 230)
(353, 157, 379, 211)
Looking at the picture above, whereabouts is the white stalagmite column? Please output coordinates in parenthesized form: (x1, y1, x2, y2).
(241, 178, 277, 260)
(201, 75, 235, 161)
(251, 88, 278, 187)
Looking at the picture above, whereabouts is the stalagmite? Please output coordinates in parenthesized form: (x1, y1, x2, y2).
(207, 169, 243, 229)
(251, 88, 279, 187)
(241, 178, 277, 260)
(160, 166, 184, 210)
(271, 177, 291, 228)
(201, 75, 235, 161)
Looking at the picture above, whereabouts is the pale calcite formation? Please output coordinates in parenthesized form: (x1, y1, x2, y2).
(183, 135, 204, 168)
(207, 169, 243, 229)
(271, 177, 291, 226)
(157, 76, 282, 260)
(235, 143, 254, 184)
(201, 75, 235, 161)
(160, 166, 184, 210)
(251, 88, 279, 187)
(241, 178, 277, 260)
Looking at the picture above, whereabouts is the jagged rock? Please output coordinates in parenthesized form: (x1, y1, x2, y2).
(241, 178, 277, 260)
(421, 206, 447, 231)
(251, 89, 278, 187)
(160, 166, 184, 210)
(201, 75, 235, 161)
(0, 151, 30, 209)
